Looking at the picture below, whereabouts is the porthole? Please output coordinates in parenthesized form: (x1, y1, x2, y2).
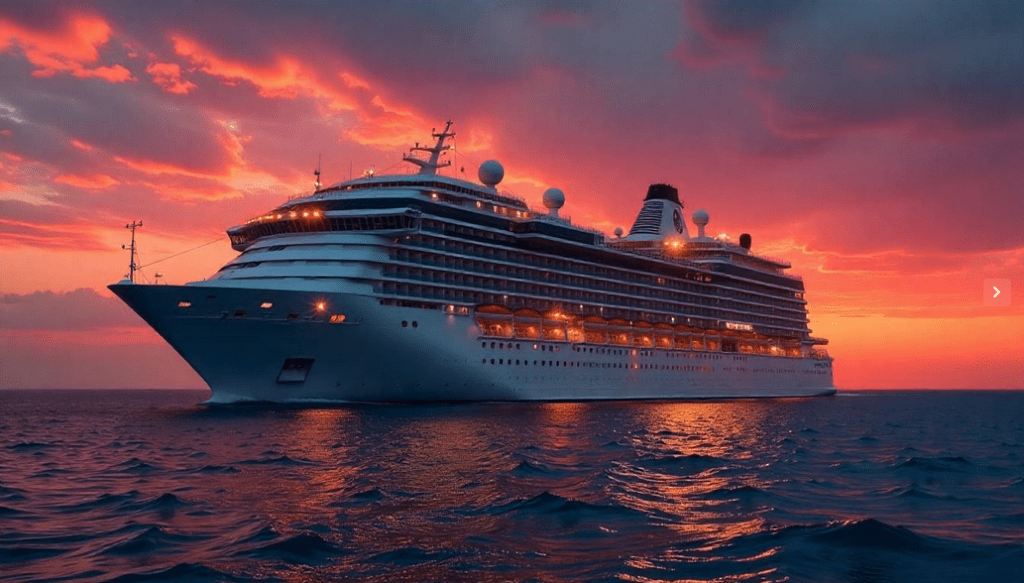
(412, 321, 418, 328)
(402, 321, 408, 327)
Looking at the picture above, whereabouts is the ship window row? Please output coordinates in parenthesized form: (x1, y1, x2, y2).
(229, 214, 416, 246)
(403, 231, 804, 308)
(413, 220, 802, 297)
(380, 271, 805, 329)
(328, 180, 528, 210)
(376, 282, 806, 337)
(481, 342, 726, 360)
(480, 358, 713, 372)
(382, 262, 808, 327)
(396, 243, 803, 314)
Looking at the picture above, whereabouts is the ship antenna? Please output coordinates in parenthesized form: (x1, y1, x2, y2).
(313, 154, 322, 192)
(122, 220, 143, 283)
(403, 120, 454, 175)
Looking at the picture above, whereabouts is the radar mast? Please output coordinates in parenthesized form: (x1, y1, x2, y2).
(122, 220, 143, 283)
(403, 121, 454, 175)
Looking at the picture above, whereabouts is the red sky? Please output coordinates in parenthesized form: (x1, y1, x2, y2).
(1, 1, 1022, 390)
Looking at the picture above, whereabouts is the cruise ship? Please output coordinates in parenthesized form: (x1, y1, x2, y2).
(110, 122, 835, 403)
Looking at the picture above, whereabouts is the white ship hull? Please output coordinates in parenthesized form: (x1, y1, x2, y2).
(111, 283, 835, 403)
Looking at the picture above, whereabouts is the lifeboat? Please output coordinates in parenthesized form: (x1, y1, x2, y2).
(513, 308, 542, 339)
(655, 322, 674, 349)
(583, 316, 609, 344)
(673, 324, 691, 349)
(608, 318, 632, 345)
(633, 321, 654, 347)
(475, 304, 513, 338)
(542, 309, 567, 341)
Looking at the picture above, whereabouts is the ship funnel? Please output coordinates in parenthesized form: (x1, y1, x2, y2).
(623, 184, 688, 242)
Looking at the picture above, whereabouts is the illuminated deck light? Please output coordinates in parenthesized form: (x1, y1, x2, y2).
(177, 301, 191, 308)
(260, 302, 273, 309)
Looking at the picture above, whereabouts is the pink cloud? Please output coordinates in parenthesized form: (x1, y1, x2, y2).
(0, 13, 134, 82)
(145, 61, 196, 94)
(54, 173, 119, 189)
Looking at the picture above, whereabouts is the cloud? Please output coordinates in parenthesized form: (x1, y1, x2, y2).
(54, 173, 119, 189)
(679, 0, 1024, 137)
(145, 61, 196, 94)
(0, 11, 134, 82)
(0, 287, 142, 330)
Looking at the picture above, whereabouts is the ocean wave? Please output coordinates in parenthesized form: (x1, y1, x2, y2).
(57, 491, 142, 513)
(703, 484, 773, 501)
(101, 562, 248, 583)
(187, 464, 241, 474)
(489, 491, 648, 523)
(372, 545, 459, 566)
(238, 532, 346, 564)
(99, 525, 205, 556)
(6, 441, 55, 451)
(0, 504, 29, 516)
(137, 492, 189, 512)
(238, 455, 315, 466)
(635, 453, 726, 469)
(0, 544, 66, 563)
(894, 456, 971, 472)
(808, 518, 929, 551)
(110, 458, 161, 473)
(510, 459, 557, 477)
(28, 468, 72, 479)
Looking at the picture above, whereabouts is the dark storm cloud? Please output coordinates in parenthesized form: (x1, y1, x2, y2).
(682, 0, 1024, 134)
(0, 61, 234, 174)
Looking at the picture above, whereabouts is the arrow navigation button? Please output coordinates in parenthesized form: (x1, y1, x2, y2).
(984, 279, 1011, 307)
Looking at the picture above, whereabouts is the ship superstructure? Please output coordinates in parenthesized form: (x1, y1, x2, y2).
(111, 122, 834, 402)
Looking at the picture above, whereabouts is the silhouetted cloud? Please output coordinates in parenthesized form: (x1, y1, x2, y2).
(0, 288, 143, 330)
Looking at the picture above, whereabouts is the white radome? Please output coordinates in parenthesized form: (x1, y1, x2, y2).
(542, 188, 565, 210)
(692, 209, 710, 226)
(478, 160, 504, 186)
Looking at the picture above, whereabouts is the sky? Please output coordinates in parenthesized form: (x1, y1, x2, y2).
(0, 0, 1021, 390)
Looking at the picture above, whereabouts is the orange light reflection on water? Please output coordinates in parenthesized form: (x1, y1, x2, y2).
(610, 401, 783, 549)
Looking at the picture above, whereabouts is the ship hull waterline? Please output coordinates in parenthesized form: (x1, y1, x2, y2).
(110, 283, 836, 404)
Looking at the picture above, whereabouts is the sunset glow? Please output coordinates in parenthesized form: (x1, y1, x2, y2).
(1, 2, 1021, 389)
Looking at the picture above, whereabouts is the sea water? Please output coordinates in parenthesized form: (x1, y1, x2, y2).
(1, 389, 1021, 582)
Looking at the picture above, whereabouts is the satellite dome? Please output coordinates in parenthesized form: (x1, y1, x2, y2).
(692, 209, 710, 238)
(542, 188, 565, 209)
(614, 227, 624, 238)
(692, 209, 709, 226)
(478, 160, 504, 186)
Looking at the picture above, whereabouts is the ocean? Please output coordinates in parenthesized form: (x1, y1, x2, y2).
(0, 389, 1021, 583)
